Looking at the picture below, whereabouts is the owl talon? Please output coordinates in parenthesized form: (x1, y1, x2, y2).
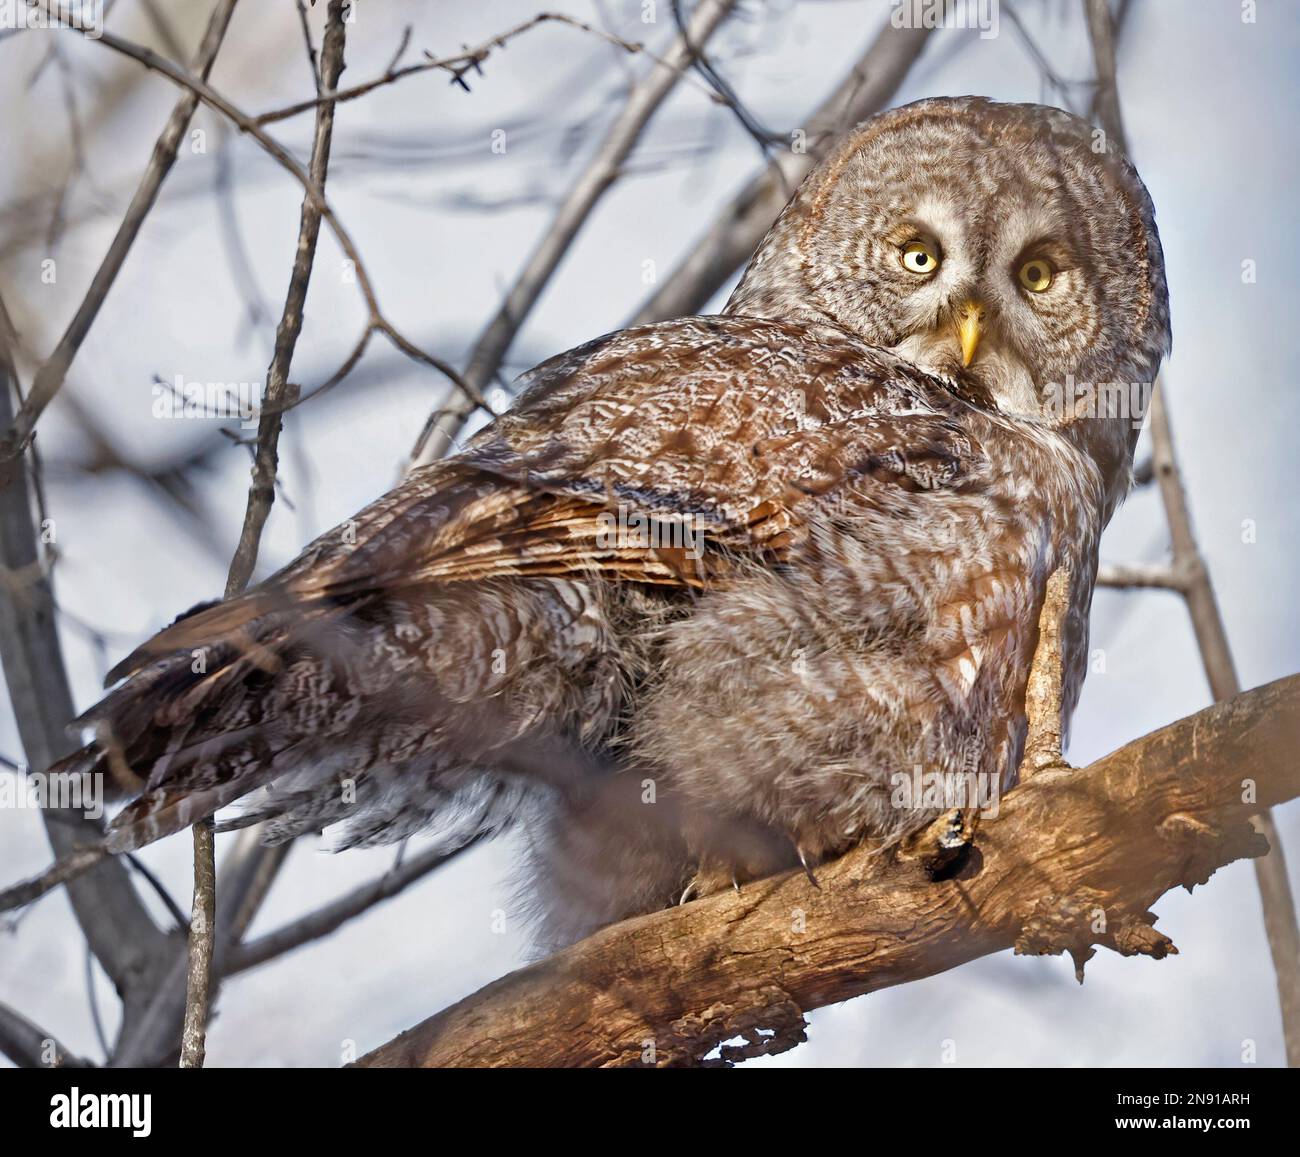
(796, 846, 821, 889)
(907, 807, 979, 880)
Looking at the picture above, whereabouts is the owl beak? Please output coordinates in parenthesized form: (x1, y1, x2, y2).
(956, 301, 984, 367)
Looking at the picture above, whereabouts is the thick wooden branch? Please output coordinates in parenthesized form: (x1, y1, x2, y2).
(357, 674, 1300, 1068)
(1022, 566, 1070, 776)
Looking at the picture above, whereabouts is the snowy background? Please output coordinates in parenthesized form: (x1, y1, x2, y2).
(1, 0, 1298, 1066)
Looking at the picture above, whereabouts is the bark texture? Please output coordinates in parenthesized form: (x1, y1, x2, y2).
(358, 674, 1300, 1067)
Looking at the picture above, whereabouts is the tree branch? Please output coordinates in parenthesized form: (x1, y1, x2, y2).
(225, 830, 488, 976)
(0, 0, 239, 463)
(357, 674, 1300, 1068)
(134, 0, 352, 1070)
(1096, 560, 1186, 591)
(0, 1000, 91, 1068)
(1084, 0, 1300, 1068)
(226, 0, 346, 593)
(255, 10, 719, 127)
(2, 0, 488, 457)
(178, 816, 215, 1068)
(627, 12, 942, 327)
(0, 288, 168, 1028)
(407, 0, 738, 468)
(1022, 566, 1070, 776)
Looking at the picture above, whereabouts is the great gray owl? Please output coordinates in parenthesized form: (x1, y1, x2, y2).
(8, 97, 1170, 950)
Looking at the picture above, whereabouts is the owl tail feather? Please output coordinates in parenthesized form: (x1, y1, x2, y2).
(0, 564, 618, 916)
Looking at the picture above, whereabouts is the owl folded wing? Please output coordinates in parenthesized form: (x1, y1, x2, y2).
(106, 316, 986, 684)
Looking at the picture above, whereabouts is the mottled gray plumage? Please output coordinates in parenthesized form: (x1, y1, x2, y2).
(54, 97, 1170, 949)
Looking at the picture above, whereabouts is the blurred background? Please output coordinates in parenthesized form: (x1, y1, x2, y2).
(1, 0, 1298, 1066)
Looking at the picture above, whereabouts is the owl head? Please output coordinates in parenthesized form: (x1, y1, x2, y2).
(727, 97, 1171, 466)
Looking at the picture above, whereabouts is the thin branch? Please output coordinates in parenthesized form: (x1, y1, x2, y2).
(293, 0, 321, 95)
(0, 1000, 91, 1068)
(407, 0, 739, 468)
(179, 818, 216, 1067)
(357, 676, 1300, 1067)
(0, 841, 110, 911)
(628, 12, 943, 327)
(253, 10, 720, 127)
(175, 0, 353, 1070)
(226, 830, 489, 975)
(125, 852, 189, 932)
(226, 0, 347, 592)
(1096, 561, 1186, 591)
(0, 288, 167, 1018)
(1084, 0, 1300, 1067)
(1002, 1, 1086, 109)
(2, 1, 489, 458)
(0, 0, 240, 460)
(109, 827, 294, 1067)
(671, 0, 781, 161)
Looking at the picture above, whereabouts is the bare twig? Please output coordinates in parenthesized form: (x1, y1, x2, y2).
(125, 852, 189, 932)
(0, 0, 240, 462)
(176, 0, 351, 1069)
(3, 1, 488, 457)
(671, 0, 781, 161)
(110, 827, 292, 1066)
(226, 830, 489, 975)
(0, 1000, 91, 1068)
(1002, 1, 1084, 109)
(358, 676, 1300, 1067)
(0, 288, 166, 1023)
(178, 817, 216, 1068)
(254, 10, 720, 127)
(294, 0, 322, 94)
(0, 840, 110, 911)
(227, 0, 347, 592)
(629, 13, 943, 326)
(1096, 561, 1186, 591)
(1084, 0, 1300, 1067)
(408, 0, 738, 468)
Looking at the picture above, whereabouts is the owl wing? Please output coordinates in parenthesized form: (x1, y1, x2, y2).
(58, 315, 995, 857)
(107, 316, 985, 683)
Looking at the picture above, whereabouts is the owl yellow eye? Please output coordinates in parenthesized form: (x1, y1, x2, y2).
(900, 240, 940, 275)
(1018, 258, 1054, 292)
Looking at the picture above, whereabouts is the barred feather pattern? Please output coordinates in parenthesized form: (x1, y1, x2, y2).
(37, 98, 1171, 950)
